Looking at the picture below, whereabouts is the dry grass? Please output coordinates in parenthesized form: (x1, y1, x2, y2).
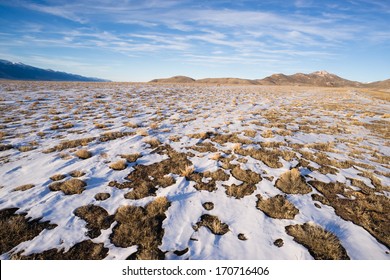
(13, 184, 35, 192)
(261, 130, 274, 138)
(275, 168, 311, 194)
(44, 137, 95, 153)
(95, 193, 110, 201)
(209, 152, 222, 160)
(50, 174, 66, 181)
(181, 165, 195, 178)
(109, 160, 127, 171)
(14, 240, 108, 260)
(231, 166, 261, 184)
(49, 178, 86, 195)
(99, 131, 134, 142)
(17, 145, 36, 152)
(136, 128, 149, 137)
(310, 180, 390, 248)
(256, 194, 299, 219)
(69, 170, 86, 177)
(224, 183, 256, 199)
(124, 121, 139, 128)
(120, 153, 141, 163)
(74, 149, 92, 159)
(110, 197, 170, 260)
(144, 137, 161, 148)
(74, 205, 114, 238)
(0, 208, 56, 255)
(232, 143, 242, 153)
(194, 214, 229, 235)
(0, 144, 13, 151)
(285, 222, 349, 260)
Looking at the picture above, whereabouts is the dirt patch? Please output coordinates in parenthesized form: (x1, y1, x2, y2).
(224, 183, 256, 199)
(310, 181, 390, 248)
(0, 208, 56, 255)
(110, 197, 170, 260)
(74, 205, 114, 238)
(49, 178, 86, 195)
(256, 194, 299, 219)
(286, 222, 349, 260)
(194, 214, 229, 235)
(14, 240, 108, 260)
(275, 168, 311, 194)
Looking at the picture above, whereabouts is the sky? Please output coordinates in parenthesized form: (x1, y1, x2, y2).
(0, 0, 389, 82)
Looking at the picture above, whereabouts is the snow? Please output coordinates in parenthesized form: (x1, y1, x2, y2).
(0, 82, 389, 260)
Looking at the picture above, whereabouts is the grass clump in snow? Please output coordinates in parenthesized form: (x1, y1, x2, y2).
(49, 178, 86, 195)
(120, 153, 141, 163)
(194, 214, 229, 235)
(110, 197, 170, 260)
(74, 205, 114, 238)
(50, 174, 66, 181)
(74, 149, 92, 159)
(285, 222, 349, 260)
(13, 240, 108, 260)
(275, 168, 311, 194)
(109, 160, 127, 171)
(95, 193, 110, 201)
(256, 194, 299, 219)
(13, 184, 35, 192)
(231, 165, 261, 184)
(224, 183, 256, 199)
(310, 180, 390, 248)
(0, 208, 56, 255)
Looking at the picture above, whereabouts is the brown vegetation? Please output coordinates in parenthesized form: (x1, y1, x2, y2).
(286, 222, 349, 260)
(194, 214, 229, 235)
(49, 178, 86, 195)
(256, 194, 299, 219)
(0, 208, 56, 255)
(275, 168, 311, 194)
(110, 197, 170, 260)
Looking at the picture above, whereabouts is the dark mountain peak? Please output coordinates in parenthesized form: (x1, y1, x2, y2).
(0, 59, 110, 82)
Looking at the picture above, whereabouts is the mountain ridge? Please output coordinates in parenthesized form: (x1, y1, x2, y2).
(150, 71, 388, 88)
(0, 59, 110, 82)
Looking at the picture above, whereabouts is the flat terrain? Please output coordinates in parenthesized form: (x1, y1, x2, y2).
(0, 81, 389, 260)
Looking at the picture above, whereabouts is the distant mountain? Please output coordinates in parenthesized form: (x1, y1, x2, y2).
(149, 76, 195, 83)
(196, 77, 257, 85)
(0, 59, 109, 82)
(365, 78, 390, 88)
(257, 71, 362, 87)
(149, 70, 381, 88)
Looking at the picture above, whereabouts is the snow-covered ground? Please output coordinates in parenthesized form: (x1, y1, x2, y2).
(0, 82, 389, 260)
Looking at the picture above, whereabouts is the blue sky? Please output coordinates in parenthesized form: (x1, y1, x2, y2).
(0, 0, 389, 82)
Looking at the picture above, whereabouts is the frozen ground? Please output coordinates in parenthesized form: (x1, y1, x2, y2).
(0, 81, 389, 260)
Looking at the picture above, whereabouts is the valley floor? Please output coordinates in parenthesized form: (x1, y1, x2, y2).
(0, 81, 389, 260)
